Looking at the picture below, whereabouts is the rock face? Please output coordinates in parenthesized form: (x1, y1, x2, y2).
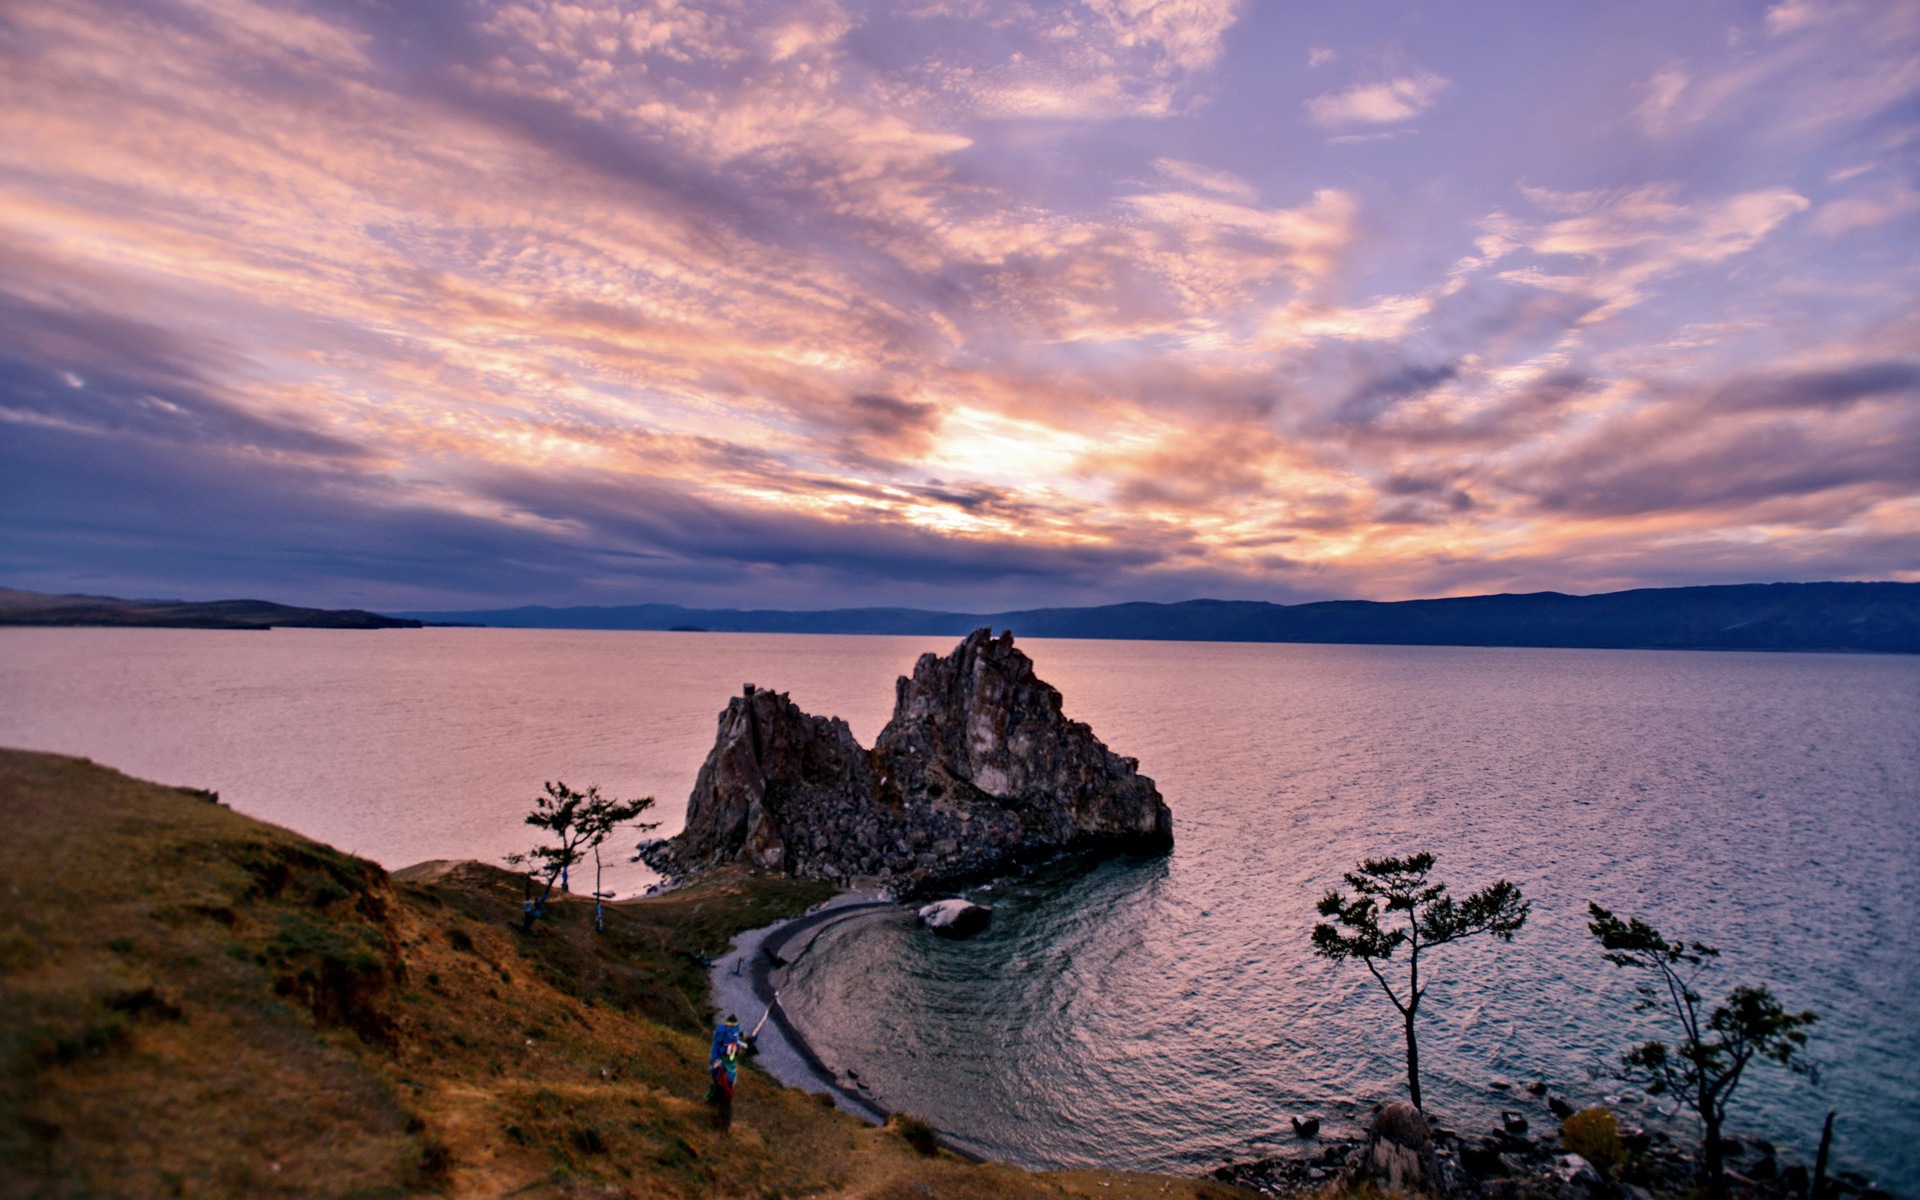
(1351, 1102, 1466, 1196)
(647, 629, 1172, 889)
(1368, 1102, 1433, 1188)
(663, 684, 874, 875)
(875, 629, 1170, 849)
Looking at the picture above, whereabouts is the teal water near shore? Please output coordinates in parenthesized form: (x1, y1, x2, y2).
(2, 629, 1915, 1188)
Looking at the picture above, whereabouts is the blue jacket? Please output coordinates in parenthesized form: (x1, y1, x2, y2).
(711, 1022, 743, 1072)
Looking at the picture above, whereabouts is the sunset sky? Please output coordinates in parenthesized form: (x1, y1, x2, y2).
(3, 0, 1917, 611)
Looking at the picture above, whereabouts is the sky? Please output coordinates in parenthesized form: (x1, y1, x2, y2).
(2, 0, 1917, 612)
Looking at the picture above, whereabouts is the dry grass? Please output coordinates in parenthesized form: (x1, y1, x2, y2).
(0, 750, 1252, 1200)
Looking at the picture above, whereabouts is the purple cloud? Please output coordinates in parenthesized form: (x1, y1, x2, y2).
(0, 0, 1915, 609)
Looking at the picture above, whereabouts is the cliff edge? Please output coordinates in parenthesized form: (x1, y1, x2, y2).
(650, 629, 1172, 888)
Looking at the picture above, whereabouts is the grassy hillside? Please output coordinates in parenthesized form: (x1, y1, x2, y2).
(0, 750, 1249, 1200)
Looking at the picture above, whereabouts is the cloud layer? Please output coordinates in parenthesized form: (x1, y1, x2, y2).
(1, 0, 1916, 609)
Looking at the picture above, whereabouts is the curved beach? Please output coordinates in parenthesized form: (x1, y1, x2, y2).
(709, 893, 1000, 1161)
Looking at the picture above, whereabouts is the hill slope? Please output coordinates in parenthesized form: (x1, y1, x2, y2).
(0, 750, 1243, 1200)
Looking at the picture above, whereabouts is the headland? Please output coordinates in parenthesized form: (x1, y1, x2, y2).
(0, 748, 1236, 1200)
(642, 627, 1174, 891)
(0, 586, 426, 630)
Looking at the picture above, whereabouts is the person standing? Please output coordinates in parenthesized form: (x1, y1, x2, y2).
(707, 1014, 744, 1129)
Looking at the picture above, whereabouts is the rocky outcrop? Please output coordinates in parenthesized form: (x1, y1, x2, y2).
(645, 629, 1172, 889)
(875, 629, 1171, 848)
(1215, 1102, 1862, 1200)
(664, 684, 876, 876)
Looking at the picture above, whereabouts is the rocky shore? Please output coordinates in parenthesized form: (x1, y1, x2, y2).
(1212, 1094, 1896, 1200)
(642, 628, 1173, 892)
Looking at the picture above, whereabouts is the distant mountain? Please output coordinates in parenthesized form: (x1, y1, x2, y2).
(0, 588, 423, 630)
(396, 602, 975, 636)
(398, 581, 1920, 654)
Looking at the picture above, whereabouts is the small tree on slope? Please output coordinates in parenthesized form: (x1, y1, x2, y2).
(1312, 852, 1530, 1111)
(585, 787, 657, 933)
(507, 782, 656, 932)
(1587, 903, 1817, 1200)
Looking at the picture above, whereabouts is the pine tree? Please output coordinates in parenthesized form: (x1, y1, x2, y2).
(507, 782, 656, 932)
(1312, 852, 1529, 1110)
(1588, 903, 1816, 1199)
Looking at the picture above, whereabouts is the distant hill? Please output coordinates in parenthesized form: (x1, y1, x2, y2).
(0, 588, 423, 630)
(399, 581, 1920, 653)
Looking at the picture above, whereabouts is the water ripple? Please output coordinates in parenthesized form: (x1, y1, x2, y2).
(779, 642, 1920, 1187)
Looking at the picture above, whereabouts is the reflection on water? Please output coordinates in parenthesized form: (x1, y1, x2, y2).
(1, 629, 1915, 1186)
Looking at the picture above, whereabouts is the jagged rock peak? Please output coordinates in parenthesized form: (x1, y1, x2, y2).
(875, 628, 1171, 845)
(667, 684, 874, 876)
(645, 629, 1172, 890)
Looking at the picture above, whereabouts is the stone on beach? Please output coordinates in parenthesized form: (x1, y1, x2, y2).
(1555, 1152, 1602, 1186)
(918, 898, 992, 937)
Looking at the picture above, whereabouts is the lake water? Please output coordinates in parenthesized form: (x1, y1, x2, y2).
(2, 628, 1915, 1189)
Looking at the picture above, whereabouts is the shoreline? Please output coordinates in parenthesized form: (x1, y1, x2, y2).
(707, 891, 1886, 1200)
(709, 890, 1002, 1163)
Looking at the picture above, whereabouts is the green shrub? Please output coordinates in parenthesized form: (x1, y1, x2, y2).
(413, 1136, 453, 1185)
(568, 1124, 606, 1155)
(1562, 1107, 1625, 1177)
(34, 1014, 130, 1066)
(0, 934, 46, 973)
(889, 1113, 939, 1156)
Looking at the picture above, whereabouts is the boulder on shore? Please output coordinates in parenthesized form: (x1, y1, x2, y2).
(918, 899, 992, 938)
(1350, 1102, 1467, 1196)
(1362, 1102, 1431, 1193)
(642, 629, 1172, 891)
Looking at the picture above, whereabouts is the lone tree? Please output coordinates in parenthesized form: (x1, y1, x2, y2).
(506, 782, 656, 932)
(584, 787, 657, 934)
(1312, 852, 1529, 1110)
(1587, 903, 1817, 1200)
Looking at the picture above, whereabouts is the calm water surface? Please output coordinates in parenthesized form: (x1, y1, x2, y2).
(2, 629, 1915, 1187)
